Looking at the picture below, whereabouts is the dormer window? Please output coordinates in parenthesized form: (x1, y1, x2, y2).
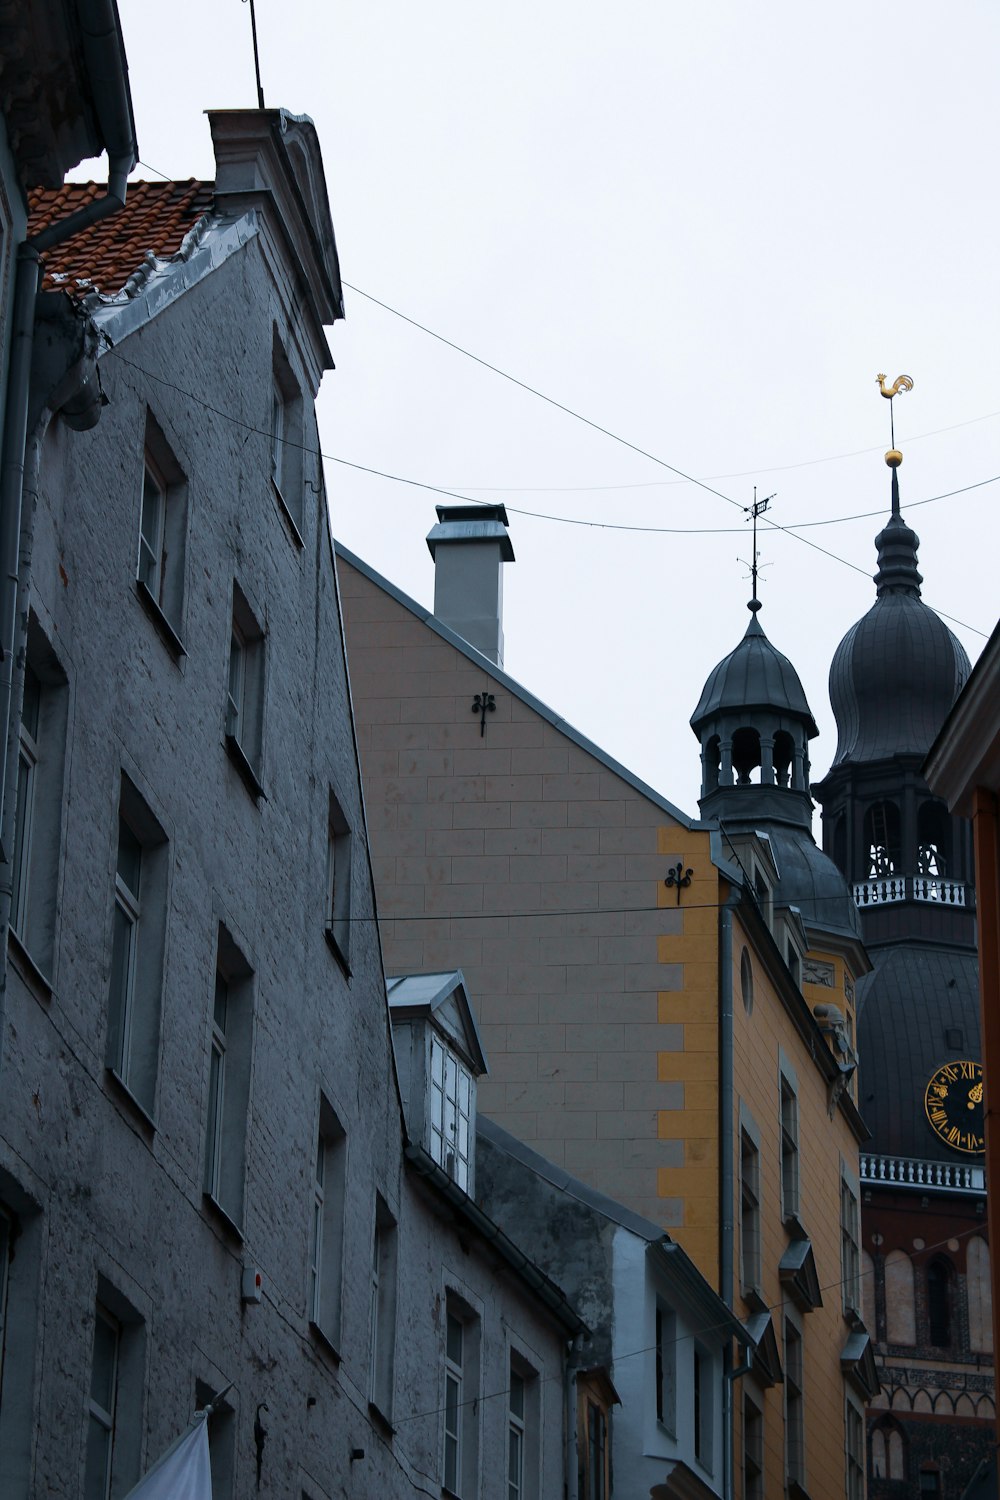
(430, 1034, 473, 1190)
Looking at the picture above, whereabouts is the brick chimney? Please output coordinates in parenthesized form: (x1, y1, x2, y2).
(426, 504, 514, 667)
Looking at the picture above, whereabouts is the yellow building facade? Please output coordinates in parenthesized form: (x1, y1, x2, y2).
(337, 515, 875, 1499)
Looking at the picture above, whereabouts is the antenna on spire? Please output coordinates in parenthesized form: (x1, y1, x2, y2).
(241, 0, 266, 109)
(876, 372, 913, 515)
(740, 487, 775, 614)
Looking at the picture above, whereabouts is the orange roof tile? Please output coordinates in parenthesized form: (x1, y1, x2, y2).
(28, 180, 215, 298)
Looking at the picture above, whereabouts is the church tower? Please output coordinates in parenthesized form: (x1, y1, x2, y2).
(813, 411, 993, 1498)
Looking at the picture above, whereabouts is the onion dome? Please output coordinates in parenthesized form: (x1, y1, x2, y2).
(691, 603, 819, 830)
(691, 609, 818, 736)
(828, 463, 970, 767)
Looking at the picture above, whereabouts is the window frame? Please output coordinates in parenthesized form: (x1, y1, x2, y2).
(654, 1300, 676, 1435)
(201, 925, 254, 1235)
(784, 1313, 805, 1488)
(739, 1121, 762, 1298)
(325, 789, 352, 975)
(429, 1033, 474, 1191)
(106, 779, 168, 1122)
(309, 1098, 346, 1351)
(83, 1304, 120, 1500)
(224, 583, 266, 799)
(443, 1292, 481, 1497)
(845, 1393, 865, 1500)
(369, 1197, 397, 1424)
(779, 1062, 800, 1223)
(840, 1162, 862, 1320)
(135, 411, 188, 656)
(692, 1341, 714, 1475)
(742, 1387, 764, 1500)
(270, 336, 305, 543)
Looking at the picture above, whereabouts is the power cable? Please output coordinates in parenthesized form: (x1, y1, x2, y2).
(103, 349, 990, 640)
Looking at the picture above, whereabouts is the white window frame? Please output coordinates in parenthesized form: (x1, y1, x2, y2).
(224, 583, 265, 793)
(83, 1305, 120, 1500)
(780, 1066, 800, 1222)
(370, 1199, 397, 1419)
(309, 1099, 346, 1347)
(845, 1394, 865, 1500)
(508, 1363, 525, 1500)
(137, 457, 167, 604)
(325, 790, 353, 974)
(203, 971, 228, 1201)
(202, 926, 254, 1232)
(444, 1310, 464, 1493)
(740, 1125, 761, 1296)
(429, 1034, 473, 1191)
(109, 818, 142, 1087)
(693, 1341, 713, 1474)
(655, 1301, 676, 1434)
(841, 1163, 862, 1318)
(10, 662, 40, 942)
(784, 1314, 805, 1488)
(742, 1388, 764, 1500)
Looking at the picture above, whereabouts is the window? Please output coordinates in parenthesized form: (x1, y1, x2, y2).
(740, 947, 754, 1015)
(740, 1127, 761, 1295)
(196, 1381, 235, 1500)
(9, 619, 69, 979)
(106, 779, 168, 1118)
(271, 337, 304, 538)
(444, 1297, 480, 1496)
(83, 1305, 119, 1500)
(840, 1166, 861, 1318)
(203, 926, 254, 1231)
(325, 790, 352, 973)
(430, 1034, 474, 1191)
(927, 1258, 953, 1347)
(309, 1099, 346, 1349)
(0, 1187, 41, 1491)
(136, 411, 187, 651)
(507, 1353, 538, 1500)
(693, 1343, 713, 1473)
(370, 1198, 397, 1421)
(586, 1403, 607, 1500)
(225, 583, 265, 796)
(743, 1390, 763, 1500)
(845, 1395, 865, 1500)
(655, 1302, 676, 1432)
(780, 1072, 800, 1221)
(508, 1364, 525, 1500)
(784, 1316, 804, 1487)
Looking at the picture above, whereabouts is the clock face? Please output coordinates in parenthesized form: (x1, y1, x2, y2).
(924, 1061, 985, 1155)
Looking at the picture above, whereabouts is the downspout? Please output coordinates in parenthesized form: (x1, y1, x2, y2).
(719, 886, 741, 1500)
(0, 0, 137, 1030)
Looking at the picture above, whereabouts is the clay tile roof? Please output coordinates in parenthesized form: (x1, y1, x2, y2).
(27, 180, 215, 298)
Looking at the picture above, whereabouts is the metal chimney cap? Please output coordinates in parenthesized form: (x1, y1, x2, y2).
(426, 503, 514, 561)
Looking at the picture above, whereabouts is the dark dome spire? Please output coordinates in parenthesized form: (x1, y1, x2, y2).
(828, 457, 969, 767)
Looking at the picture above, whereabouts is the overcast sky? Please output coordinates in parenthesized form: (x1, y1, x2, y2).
(92, 2, 999, 817)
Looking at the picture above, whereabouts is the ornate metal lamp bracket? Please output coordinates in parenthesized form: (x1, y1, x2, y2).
(664, 862, 694, 903)
(472, 692, 496, 736)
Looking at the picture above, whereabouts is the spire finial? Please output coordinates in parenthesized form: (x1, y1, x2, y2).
(877, 373, 913, 513)
(741, 487, 774, 616)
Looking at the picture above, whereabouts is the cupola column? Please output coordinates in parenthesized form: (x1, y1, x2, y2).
(902, 783, 918, 874)
(760, 735, 775, 786)
(792, 744, 805, 792)
(719, 738, 734, 786)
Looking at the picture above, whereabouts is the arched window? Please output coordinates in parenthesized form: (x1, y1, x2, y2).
(864, 800, 901, 877)
(860, 1249, 876, 1334)
(885, 1249, 916, 1345)
(870, 1429, 886, 1479)
(773, 730, 795, 789)
(918, 801, 950, 876)
(927, 1258, 953, 1347)
(832, 813, 847, 875)
(731, 727, 761, 786)
(871, 1420, 907, 1482)
(888, 1428, 905, 1480)
(704, 736, 721, 792)
(967, 1237, 992, 1353)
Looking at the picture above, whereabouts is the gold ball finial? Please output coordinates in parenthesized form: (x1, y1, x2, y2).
(885, 449, 903, 468)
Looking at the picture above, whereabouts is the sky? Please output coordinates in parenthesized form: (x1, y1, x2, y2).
(84, 2, 999, 817)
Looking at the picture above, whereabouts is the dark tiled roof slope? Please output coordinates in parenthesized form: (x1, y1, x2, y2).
(27, 180, 214, 297)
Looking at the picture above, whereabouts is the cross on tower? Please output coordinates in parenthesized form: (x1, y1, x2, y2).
(741, 487, 775, 614)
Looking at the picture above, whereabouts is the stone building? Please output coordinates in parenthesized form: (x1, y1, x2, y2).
(814, 454, 994, 1497)
(0, 110, 582, 1499)
(337, 507, 876, 1500)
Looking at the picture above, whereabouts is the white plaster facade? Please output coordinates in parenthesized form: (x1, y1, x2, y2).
(0, 110, 577, 1500)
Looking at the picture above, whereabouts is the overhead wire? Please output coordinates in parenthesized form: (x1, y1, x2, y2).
(103, 349, 991, 640)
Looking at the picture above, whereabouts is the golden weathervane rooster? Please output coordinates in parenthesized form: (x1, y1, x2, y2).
(877, 373, 914, 399)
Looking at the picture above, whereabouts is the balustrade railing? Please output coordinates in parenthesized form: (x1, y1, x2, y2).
(852, 875, 969, 908)
(860, 1152, 985, 1195)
